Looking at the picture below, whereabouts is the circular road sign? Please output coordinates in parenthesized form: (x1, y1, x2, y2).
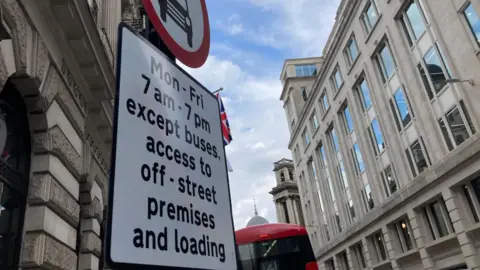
(141, 0, 210, 68)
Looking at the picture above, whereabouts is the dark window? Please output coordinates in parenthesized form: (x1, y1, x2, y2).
(301, 87, 308, 101)
(282, 201, 290, 223)
(280, 172, 285, 182)
(463, 185, 479, 223)
(353, 243, 366, 268)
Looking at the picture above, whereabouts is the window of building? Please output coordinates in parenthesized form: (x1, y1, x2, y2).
(362, 184, 375, 211)
(381, 165, 398, 197)
(356, 78, 372, 111)
(295, 64, 317, 77)
(352, 143, 365, 174)
(301, 86, 308, 101)
(320, 91, 330, 115)
(422, 199, 454, 240)
(338, 161, 349, 190)
(391, 218, 415, 253)
(464, 3, 480, 45)
(293, 145, 300, 162)
(310, 111, 319, 131)
(280, 172, 285, 182)
(338, 251, 350, 270)
(362, 0, 379, 34)
(318, 145, 327, 168)
(438, 102, 476, 151)
(400, 0, 427, 46)
(341, 104, 354, 134)
(419, 44, 451, 98)
(375, 42, 396, 83)
(308, 160, 317, 181)
(368, 118, 385, 155)
(289, 170, 294, 181)
(390, 87, 413, 131)
(331, 66, 344, 92)
(302, 128, 311, 147)
(285, 98, 292, 118)
(405, 138, 430, 177)
(345, 36, 359, 66)
(369, 231, 388, 263)
(282, 201, 290, 223)
(462, 178, 480, 224)
(352, 243, 367, 269)
(325, 259, 335, 270)
(328, 127, 340, 153)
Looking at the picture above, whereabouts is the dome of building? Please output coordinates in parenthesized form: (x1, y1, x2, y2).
(246, 215, 269, 227)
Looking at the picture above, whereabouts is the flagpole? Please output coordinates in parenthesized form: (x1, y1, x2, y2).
(212, 87, 224, 95)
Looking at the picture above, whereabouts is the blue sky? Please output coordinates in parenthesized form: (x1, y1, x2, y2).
(181, 0, 340, 229)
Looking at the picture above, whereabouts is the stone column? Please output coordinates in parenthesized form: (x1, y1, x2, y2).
(361, 238, 374, 269)
(407, 209, 435, 270)
(443, 188, 480, 269)
(289, 197, 299, 224)
(382, 226, 400, 270)
(286, 197, 296, 224)
(275, 201, 285, 223)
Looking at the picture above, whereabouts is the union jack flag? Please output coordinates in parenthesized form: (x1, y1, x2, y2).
(216, 93, 233, 146)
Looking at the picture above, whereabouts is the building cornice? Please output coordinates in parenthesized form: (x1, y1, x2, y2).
(287, 0, 359, 150)
(269, 181, 299, 195)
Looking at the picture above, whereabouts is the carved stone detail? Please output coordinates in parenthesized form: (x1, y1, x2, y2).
(80, 231, 102, 257)
(3, 0, 28, 72)
(34, 35, 49, 81)
(81, 197, 102, 223)
(41, 68, 85, 135)
(59, 59, 87, 113)
(33, 127, 83, 176)
(28, 173, 80, 226)
(20, 232, 77, 270)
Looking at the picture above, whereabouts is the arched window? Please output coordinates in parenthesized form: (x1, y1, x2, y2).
(0, 83, 31, 269)
(289, 170, 294, 181)
(280, 172, 285, 182)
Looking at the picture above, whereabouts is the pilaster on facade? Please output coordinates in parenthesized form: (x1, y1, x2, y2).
(443, 188, 480, 270)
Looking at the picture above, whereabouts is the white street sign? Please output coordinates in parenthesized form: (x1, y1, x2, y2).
(106, 23, 237, 270)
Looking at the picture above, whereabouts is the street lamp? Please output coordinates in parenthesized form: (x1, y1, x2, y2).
(445, 78, 475, 86)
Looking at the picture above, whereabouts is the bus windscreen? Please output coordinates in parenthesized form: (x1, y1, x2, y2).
(237, 235, 315, 270)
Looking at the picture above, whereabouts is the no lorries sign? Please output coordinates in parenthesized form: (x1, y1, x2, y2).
(106, 24, 237, 270)
(142, 0, 210, 68)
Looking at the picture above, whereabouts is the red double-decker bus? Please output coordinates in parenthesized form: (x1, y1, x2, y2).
(235, 223, 318, 270)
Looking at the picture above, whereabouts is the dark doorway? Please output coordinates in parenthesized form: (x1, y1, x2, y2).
(0, 81, 31, 269)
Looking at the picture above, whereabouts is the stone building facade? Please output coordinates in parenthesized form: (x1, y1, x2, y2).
(280, 0, 480, 269)
(0, 0, 139, 269)
(270, 158, 305, 226)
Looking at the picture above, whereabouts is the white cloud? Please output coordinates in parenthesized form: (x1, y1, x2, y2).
(219, 0, 340, 57)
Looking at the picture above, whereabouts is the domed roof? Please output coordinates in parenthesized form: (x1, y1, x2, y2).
(246, 215, 269, 227)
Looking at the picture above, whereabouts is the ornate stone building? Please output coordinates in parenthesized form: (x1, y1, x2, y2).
(270, 158, 305, 226)
(0, 0, 139, 269)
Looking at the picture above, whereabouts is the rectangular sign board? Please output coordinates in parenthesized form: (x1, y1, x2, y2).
(105, 23, 237, 270)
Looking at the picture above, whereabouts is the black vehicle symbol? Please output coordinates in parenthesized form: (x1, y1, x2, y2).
(159, 0, 193, 48)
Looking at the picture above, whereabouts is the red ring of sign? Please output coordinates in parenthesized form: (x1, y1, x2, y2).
(141, 0, 210, 68)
